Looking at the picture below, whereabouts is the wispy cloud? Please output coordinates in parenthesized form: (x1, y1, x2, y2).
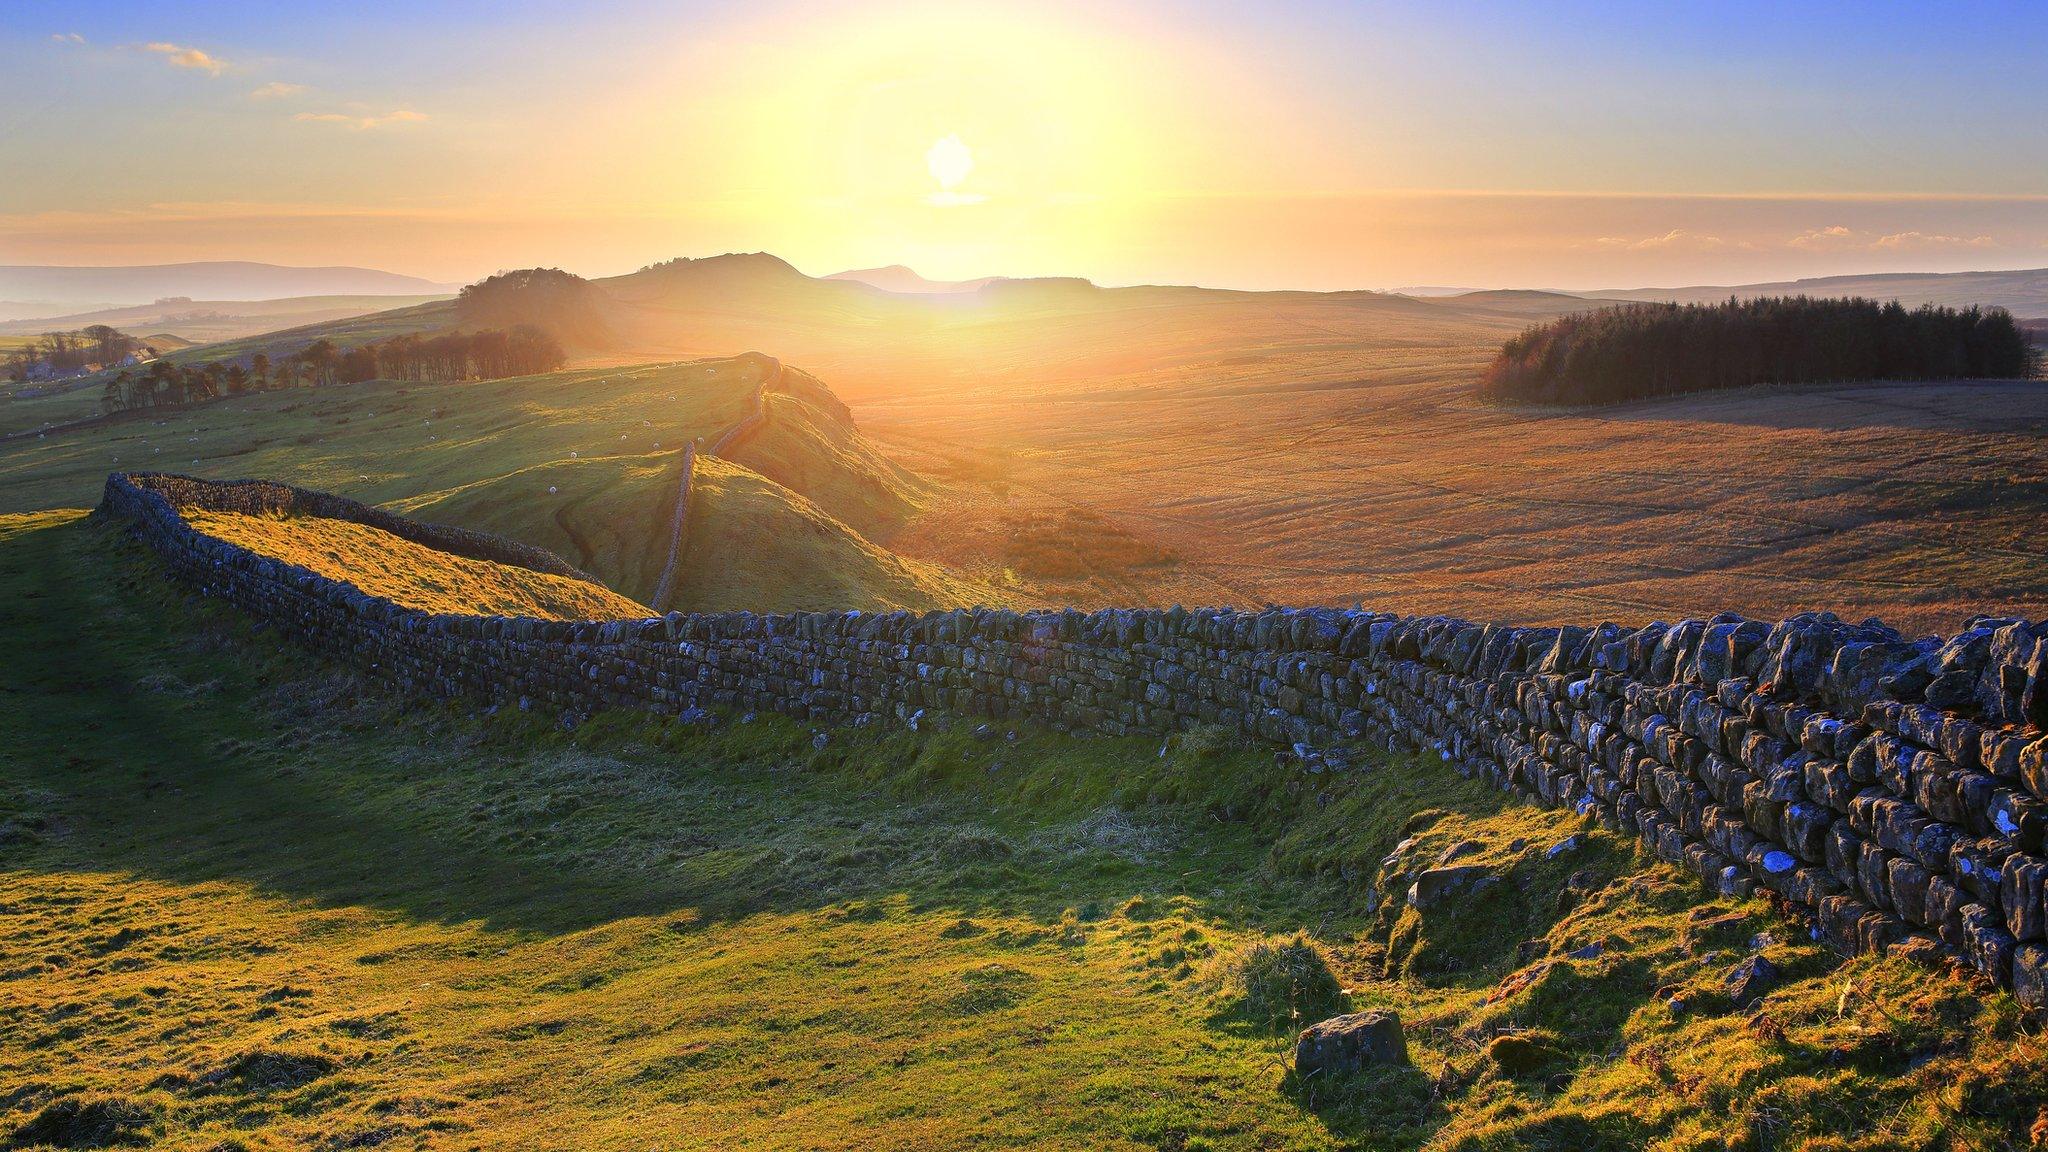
(145, 41, 227, 76)
(249, 81, 308, 100)
(50, 32, 85, 45)
(1792, 224, 1996, 252)
(1787, 225, 1859, 251)
(1594, 229, 1741, 252)
(1873, 230, 1996, 250)
(294, 109, 429, 130)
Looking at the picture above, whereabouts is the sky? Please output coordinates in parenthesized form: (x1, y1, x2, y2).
(4, 0, 2048, 290)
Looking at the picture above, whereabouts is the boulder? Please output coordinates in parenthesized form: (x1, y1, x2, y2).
(1406, 865, 1495, 909)
(1295, 1010, 1408, 1075)
(1726, 954, 1779, 1006)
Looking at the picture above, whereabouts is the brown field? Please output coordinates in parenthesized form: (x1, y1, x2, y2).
(865, 371, 2048, 635)
(579, 264, 2046, 633)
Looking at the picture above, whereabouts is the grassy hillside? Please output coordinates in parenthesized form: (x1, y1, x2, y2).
(726, 385, 929, 539)
(671, 455, 981, 612)
(4, 509, 2043, 1150)
(185, 509, 647, 618)
(0, 355, 968, 611)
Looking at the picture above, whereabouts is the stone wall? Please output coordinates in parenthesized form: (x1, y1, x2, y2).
(100, 470, 2048, 1009)
(649, 357, 777, 612)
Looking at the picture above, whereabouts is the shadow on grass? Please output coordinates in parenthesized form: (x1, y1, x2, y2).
(0, 510, 1371, 945)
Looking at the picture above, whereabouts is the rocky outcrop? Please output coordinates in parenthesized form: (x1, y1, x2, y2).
(98, 471, 2048, 1011)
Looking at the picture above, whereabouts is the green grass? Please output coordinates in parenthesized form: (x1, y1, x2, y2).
(0, 359, 756, 509)
(726, 389, 930, 539)
(0, 356, 978, 610)
(3, 510, 2044, 1150)
(184, 509, 649, 619)
(671, 455, 985, 612)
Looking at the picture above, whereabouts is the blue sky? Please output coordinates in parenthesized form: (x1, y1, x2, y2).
(4, 0, 2046, 287)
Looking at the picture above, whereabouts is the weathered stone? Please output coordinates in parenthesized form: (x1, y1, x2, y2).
(1726, 954, 1779, 1006)
(1295, 1011, 1408, 1075)
(1406, 865, 1494, 909)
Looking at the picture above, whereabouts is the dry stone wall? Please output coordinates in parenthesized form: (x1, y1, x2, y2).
(101, 471, 2048, 1009)
(648, 356, 778, 611)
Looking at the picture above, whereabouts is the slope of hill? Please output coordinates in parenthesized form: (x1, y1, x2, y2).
(724, 370, 930, 538)
(0, 295, 455, 345)
(1584, 266, 2048, 314)
(3, 506, 2043, 1149)
(667, 454, 979, 611)
(0, 262, 458, 320)
(0, 355, 971, 612)
(184, 508, 647, 618)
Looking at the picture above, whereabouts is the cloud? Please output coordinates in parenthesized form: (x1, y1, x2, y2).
(1790, 224, 1996, 252)
(294, 109, 429, 130)
(51, 32, 85, 45)
(1787, 225, 1859, 251)
(1873, 230, 1996, 250)
(1593, 229, 1734, 252)
(145, 42, 227, 75)
(249, 82, 308, 100)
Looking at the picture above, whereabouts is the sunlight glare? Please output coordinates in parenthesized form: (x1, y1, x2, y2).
(926, 134, 983, 206)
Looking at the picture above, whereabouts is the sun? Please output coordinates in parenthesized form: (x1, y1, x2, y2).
(927, 134, 974, 191)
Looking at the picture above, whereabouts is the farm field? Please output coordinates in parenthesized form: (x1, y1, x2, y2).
(5, 507, 2044, 1150)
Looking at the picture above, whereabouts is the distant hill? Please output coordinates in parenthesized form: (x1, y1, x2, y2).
(825, 265, 999, 294)
(0, 294, 453, 345)
(1437, 288, 1610, 317)
(1583, 267, 2048, 315)
(0, 262, 459, 321)
(135, 251, 1593, 404)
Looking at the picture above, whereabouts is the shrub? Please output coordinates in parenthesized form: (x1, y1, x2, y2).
(9, 1096, 160, 1148)
(1205, 934, 1346, 1032)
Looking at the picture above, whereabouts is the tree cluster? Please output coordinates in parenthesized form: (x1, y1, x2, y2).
(5, 325, 143, 382)
(327, 326, 565, 384)
(1480, 296, 2041, 406)
(96, 321, 563, 416)
(456, 267, 609, 347)
(100, 355, 268, 413)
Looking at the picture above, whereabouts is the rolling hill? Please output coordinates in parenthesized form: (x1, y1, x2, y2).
(0, 355, 985, 613)
(0, 294, 455, 346)
(18, 251, 2048, 628)
(0, 261, 458, 321)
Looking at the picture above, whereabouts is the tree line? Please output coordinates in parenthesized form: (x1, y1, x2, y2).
(1480, 296, 2041, 406)
(322, 325, 565, 384)
(5, 325, 145, 382)
(97, 326, 566, 415)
